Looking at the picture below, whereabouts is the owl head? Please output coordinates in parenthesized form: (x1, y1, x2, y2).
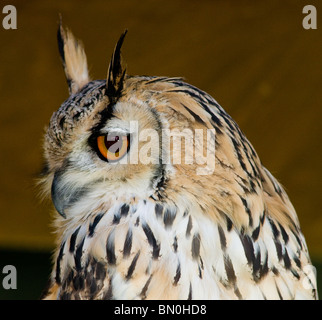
(41, 23, 220, 221)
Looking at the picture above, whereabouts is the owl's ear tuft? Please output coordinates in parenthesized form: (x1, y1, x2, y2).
(105, 30, 128, 103)
(57, 20, 90, 95)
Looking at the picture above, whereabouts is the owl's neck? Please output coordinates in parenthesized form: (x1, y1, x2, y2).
(51, 197, 233, 299)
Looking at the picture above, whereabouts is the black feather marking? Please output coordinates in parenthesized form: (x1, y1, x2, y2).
(88, 213, 104, 237)
(112, 213, 121, 225)
(200, 256, 204, 270)
(106, 230, 116, 265)
(173, 236, 178, 252)
(169, 86, 223, 124)
(75, 237, 85, 272)
(187, 283, 192, 300)
(199, 100, 223, 129)
(252, 225, 260, 241)
(72, 111, 82, 122)
(191, 233, 201, 259)
(218, 225, 227, 251)
(105, 30, 128, 102)
(186, 215, 193, 238)
(120, 204, 129, 217)
(123, 228, 133, 258)
(240, 234, 255, 267)
(198, 264, 203, 279)
(225, 214, 233, 232)
(142, 224, 160, 259)
(224, 255, 237, 284)
(223, 255, 243, 299)
(181, 103, 205, 124)
(56, 21, 74, 92)
(268, 217, 280, 239)
(249, 179, 257, 194)
(169, 87, 225, 134)
(171, 80, 205, 98)
(58, 116, 66, 130)
(283, 250, 291, 269)
(163, 207, 176, 228)
(140, 275, 153, 300)
(274, 240, 283, 261)
(55, 241, 66, 285)
(173, 262, 181, 286)
(169, 88, 201, 101)
(125, 251, 140, 281)
(155, 168, 168, 200)
(272, 266, 279, 276)
(239, 196, 253, 227)
(231, 138, 249, 177)
(278, 223, 289, 244)
(234, 287, 243, 300)
(69, 226, 81, 253)
(155, 203, 163, 218)
(292, 228, 303, 250)
(291, 268, 300, 280)
(183, 209, 189, 217)
(145, 76, 169, 84)
(235, 178, 251, 194)
(260, 210, 266, 225)
(293, 255, 301, 269)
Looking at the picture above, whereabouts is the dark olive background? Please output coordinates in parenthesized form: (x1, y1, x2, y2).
(0, 0, 321, 299)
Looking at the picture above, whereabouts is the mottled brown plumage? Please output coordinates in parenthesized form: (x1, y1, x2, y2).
(40, 24, 318, 300)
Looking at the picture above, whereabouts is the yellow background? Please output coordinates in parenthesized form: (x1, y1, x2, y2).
(0, 0, 321, 264)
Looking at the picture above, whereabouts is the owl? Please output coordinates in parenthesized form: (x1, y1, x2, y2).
(40, 23, 318, 300)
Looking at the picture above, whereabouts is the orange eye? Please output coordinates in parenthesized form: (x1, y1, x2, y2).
(97, 134, 130, 162)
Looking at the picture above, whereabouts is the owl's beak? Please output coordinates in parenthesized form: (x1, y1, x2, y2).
(51, 171, 67, 218)
(51, 171, 87, 219)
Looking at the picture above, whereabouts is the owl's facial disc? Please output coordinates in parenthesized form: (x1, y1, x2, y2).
(48, 100, 166, 219)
